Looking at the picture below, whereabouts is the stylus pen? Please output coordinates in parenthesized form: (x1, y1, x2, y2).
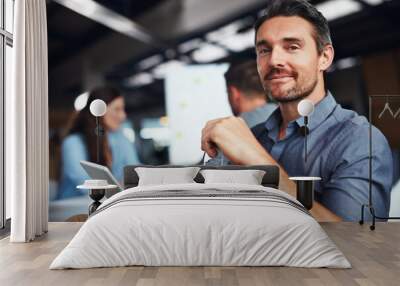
(202, 152, 206, 165)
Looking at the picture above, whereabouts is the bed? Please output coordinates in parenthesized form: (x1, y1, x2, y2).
(50, 165, 350, 269)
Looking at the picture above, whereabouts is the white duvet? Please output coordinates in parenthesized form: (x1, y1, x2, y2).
(50, 183, 351, 269)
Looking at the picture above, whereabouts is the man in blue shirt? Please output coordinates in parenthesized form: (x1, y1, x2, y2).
(201, 0, 392, 221)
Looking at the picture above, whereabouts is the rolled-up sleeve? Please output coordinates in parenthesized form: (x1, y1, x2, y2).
(320, 124, 393, 221)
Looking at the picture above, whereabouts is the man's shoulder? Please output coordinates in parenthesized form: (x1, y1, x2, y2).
(331, 107, 386, 136)
(328, 107, 389, 152)
(241, 103, 277, 128)
(330, 106, 369, 134)
(250, 121, 267, 138)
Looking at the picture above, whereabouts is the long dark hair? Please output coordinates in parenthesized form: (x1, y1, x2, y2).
(66, 86, 122, 168)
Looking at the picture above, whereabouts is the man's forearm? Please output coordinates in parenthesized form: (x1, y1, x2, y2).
(279, 169, 341, 222)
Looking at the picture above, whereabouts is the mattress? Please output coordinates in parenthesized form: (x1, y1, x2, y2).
(50, 183, 351, 269)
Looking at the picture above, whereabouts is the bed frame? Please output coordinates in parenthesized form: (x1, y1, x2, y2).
(123, 165, 280, 189)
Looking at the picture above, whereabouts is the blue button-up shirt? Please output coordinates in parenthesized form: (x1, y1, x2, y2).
(241, 103, 277, 128)
(207, 92, 393, 221)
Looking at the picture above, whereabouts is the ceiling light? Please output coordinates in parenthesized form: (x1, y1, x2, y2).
(336, 57, 359, 70)
(216, 29, 255, 52)
(206, 22, 242, 42)
(191, 44, 228, 63)
(152, 60, 186, 79)
(74, 92, 89, 111)
(178, 38, 203, 53)
(316, 0, 362, 21)
(124, 72, 154, 87)
(363, 0, 385, 5)
(205, 18, 253, 42)
(137, 55, 163, 70)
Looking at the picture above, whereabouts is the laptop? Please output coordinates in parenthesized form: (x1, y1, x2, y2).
(80, 160, 124, 191)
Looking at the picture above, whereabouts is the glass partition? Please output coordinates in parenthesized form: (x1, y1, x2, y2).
(363, 95, 400, 225)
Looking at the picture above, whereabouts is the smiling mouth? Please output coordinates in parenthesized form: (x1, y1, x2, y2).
(267, 76, 293, 82)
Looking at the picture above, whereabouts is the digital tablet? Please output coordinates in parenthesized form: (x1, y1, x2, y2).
(80, 160, 123, 191)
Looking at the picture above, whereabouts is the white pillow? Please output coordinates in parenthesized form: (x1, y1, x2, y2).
(200, 169, 266, 185)
(135, 167, 201, 186)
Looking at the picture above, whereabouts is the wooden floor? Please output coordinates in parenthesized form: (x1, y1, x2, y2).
(0, 222, 399, 286)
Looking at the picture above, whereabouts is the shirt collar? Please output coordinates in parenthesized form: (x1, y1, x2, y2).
(264, 107, 282, 132)
(264, 91, 337, 132)
(296, 91, 337, 131)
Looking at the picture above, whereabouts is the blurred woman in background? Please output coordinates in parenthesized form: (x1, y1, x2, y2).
(57, 86, 140, 199)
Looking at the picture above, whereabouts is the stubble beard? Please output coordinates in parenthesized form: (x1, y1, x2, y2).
(266, 76, 318, 103)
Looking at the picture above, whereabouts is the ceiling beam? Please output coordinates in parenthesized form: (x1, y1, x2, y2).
(52, 0, 167, 48)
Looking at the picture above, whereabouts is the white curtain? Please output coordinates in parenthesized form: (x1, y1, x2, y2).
(7, 0, 49, 242)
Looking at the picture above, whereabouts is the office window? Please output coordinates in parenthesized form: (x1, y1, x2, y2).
(1, 0, 13, 229)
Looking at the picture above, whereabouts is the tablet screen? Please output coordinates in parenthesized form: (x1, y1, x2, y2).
(80, 160, 123, 190)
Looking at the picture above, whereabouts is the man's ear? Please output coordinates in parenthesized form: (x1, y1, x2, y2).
(229, 86, 241, 103)
(319, 44, 334, 72)
(228, 86, 243, 115)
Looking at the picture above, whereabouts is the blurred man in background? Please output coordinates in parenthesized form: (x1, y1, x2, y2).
(225, 60, 277, 128)
(206, 60, 277, 165)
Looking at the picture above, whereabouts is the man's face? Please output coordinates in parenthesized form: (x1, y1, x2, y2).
(255, 16, 321, 103)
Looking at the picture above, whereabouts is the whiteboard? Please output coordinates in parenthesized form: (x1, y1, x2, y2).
(165, 64, 232, 164)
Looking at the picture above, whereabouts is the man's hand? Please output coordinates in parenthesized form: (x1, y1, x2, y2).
(201, 116, 271, 165)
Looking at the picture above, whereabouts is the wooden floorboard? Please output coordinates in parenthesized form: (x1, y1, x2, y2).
(0, 222, 399, 286)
